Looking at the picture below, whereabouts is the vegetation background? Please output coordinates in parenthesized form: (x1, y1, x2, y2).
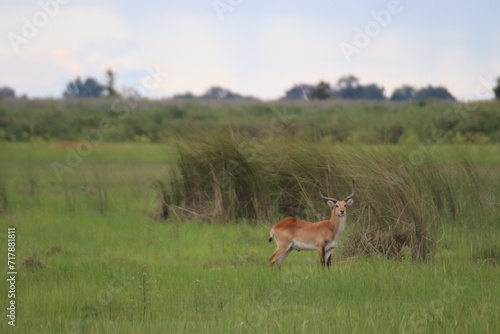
(0, 97, 499, 333)
(1, 98, 500, 144)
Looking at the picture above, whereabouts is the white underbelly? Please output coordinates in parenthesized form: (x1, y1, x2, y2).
(292, 241, 317, 251)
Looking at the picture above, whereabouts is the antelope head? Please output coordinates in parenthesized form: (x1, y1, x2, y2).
(318, 180, 355, 217)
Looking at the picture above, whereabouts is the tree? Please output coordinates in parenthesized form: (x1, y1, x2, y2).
(63, 77, 105, 98)
(336, 75, 363, 99)
(172, 87, 256, 100)
(0, 86, 16, 98)
(173, 92, 196, 100)
(105, 68, 118, 97)
(337, 75, 360, 90)
(361, 84, 385, 100)
(201, 86, 243, 99)
(390, 85, 417, 101)
(283, 84, 315, 100)
(494, 77, 500, 99)
(310, 81, 331, 100)
(335, 76, 385, 100)
(415, 86, 455, 101)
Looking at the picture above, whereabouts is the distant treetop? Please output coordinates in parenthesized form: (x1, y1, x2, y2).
(283, 84, 315, 100)
(390, 85, 417, 101)
(282, 76, 385, 101)
(63, 77, 105, 98)
(493, 77, 500, 99)
(173, 86, 256, 100)
(415, 86, 455, 101)
(0, 86, 16, 98)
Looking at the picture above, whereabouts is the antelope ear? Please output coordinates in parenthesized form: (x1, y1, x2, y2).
(346, 198, 354, 206)
(327, 200, 336, 208)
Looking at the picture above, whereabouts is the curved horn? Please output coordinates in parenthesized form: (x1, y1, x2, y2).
(343, 180, 356, 201)
(318, 187, 339, 202)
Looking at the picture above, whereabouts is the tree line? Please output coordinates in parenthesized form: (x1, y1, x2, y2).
(284, 75, 457, 101)
(1, 70, 500, 101)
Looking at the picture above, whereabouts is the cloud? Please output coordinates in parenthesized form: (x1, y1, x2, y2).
(95, 11, 241, 97)
(228, 15, 342, 99)
(0, 6, 131, 96)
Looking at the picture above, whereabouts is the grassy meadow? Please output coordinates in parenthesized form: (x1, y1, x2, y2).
(0, 99, 499, 333)
(0, 140, 498, 334)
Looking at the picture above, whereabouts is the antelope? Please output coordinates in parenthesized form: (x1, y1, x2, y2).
(268, 181, 355, 267)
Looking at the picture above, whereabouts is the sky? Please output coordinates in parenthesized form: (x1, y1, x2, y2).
(1, 0, 499, 100)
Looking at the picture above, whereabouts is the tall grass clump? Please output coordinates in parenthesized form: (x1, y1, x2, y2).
(166, 135, 271, 222)
(338, 148, 438, 260)
(152, 180, 170, 220)
(160, 134, 496, 260)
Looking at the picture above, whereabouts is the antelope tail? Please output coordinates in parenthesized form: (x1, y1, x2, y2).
(268, 229, 274, 242)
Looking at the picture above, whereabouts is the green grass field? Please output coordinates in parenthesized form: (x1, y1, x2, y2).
(0, 143, 498, 333)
